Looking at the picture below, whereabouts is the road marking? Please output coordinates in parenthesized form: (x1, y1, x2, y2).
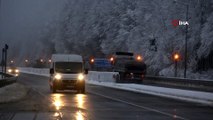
(89, 90, 190, 120)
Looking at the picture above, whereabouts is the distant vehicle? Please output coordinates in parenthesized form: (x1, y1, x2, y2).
(49, 54, 88, 93)
(89, 58, 112, 71)
(7, 67, 19, 76)
(112, 52, 146, 83)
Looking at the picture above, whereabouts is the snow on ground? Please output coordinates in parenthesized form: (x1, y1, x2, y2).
(0, 83, 29, 103)
(19, 67, 213, 106)
(88, 81, 213, 105)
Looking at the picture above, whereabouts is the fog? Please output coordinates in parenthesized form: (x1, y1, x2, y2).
(0, 0, 65, 65)
(0, 0, 212, 76)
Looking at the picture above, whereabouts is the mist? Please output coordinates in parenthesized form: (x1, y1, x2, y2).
(0, 0, 65, 65)
(0, 0, 212, 76)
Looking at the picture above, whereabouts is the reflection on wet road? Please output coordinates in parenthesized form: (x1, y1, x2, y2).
(52, 94, 64, 111)
(50, 93, 87, 120)
(76, 94, 85, 109)
(75, 94, 86, 120)
(0, 73, 212, 120)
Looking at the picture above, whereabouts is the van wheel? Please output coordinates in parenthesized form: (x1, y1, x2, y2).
(81, 87, 85, 94)
(52, 84, 57, 93)
(77, 86, 85, 94)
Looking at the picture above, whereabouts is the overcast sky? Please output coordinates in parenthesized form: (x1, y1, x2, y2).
(0, 0, 65, 63)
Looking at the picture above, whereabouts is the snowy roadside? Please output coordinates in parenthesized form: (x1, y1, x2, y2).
(87, 81, 213, 106)
(0, 83, 29, 103)
(19, 67, 213, 106)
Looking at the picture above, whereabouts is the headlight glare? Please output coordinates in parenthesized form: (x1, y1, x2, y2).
(15, 69, 19, 73)
(8, 69, 12, 73)
(54, 74, 62, 80)
(78, 74, 84, 80)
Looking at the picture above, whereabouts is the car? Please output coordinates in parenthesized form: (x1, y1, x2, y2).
(7, 67, 19, 76)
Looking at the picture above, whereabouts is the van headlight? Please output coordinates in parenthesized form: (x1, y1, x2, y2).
(54, 74, 62, 80)
(8, 69, 12, 73)
(78, 74, 84, 81)
(15, 69, 19, 73)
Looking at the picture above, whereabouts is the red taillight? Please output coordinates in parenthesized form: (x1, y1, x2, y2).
(142, 74, 144, 78)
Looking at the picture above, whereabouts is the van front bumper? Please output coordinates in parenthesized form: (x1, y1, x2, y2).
(53, 79, 85, 89)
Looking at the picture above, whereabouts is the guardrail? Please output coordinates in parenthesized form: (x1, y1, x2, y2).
(0, 72, 17, 88)
(145, 75, 213, 90)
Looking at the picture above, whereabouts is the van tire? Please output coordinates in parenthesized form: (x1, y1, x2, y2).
(52, 84, 57, 93)
(81, 87, 85, 94)
(77, 85, 85, 94)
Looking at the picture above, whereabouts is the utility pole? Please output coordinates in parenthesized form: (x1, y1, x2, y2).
(4, 44, 8, 74)
(184, 5, 189, 78)
(1, 48, 4, 78)
(173, 0, 189, 78)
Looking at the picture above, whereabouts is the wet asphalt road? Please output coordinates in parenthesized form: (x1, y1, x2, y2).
(0, 73, 213, 120)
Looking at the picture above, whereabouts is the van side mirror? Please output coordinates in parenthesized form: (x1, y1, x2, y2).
(84, 69, 88, 74)
(50, 68, 54, 74)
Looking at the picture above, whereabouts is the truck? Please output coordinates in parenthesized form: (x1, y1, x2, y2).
(49, 54, 88, 93)
(112, 52, 146, 83)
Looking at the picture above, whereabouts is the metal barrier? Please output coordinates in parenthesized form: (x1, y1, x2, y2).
(0, 72, 17, 88)
(145, 75, 213, 87)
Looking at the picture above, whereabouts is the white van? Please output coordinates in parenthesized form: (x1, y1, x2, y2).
(49, 54, 88, 93)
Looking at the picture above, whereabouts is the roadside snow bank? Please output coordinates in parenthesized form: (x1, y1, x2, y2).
(0, 83, 29, 103)
(19, 67, 118, 82)
(87, 71, 118, 82)
(19, 67, 49, 77)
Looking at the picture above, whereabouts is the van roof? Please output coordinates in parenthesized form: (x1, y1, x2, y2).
(51, 54, 83, 62)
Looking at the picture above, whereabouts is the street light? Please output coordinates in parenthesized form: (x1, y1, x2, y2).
(90, 58, 94, 64)
(174, 53, 180, 61)
(173, 0, 189, 78)
(25, 59, 29, 63)
(136, 55, 142, 61)
(110, 57, 114, 62)
(48, 59, 52, 63)
(40, 59, 44, 63)
(10, 60, 14, 64)
(173, 53, 180, 77)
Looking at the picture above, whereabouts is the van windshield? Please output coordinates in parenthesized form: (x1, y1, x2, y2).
(55, 62, 82, 73)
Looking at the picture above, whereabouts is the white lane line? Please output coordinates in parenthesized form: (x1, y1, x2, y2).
(89, 90, 190, 120)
